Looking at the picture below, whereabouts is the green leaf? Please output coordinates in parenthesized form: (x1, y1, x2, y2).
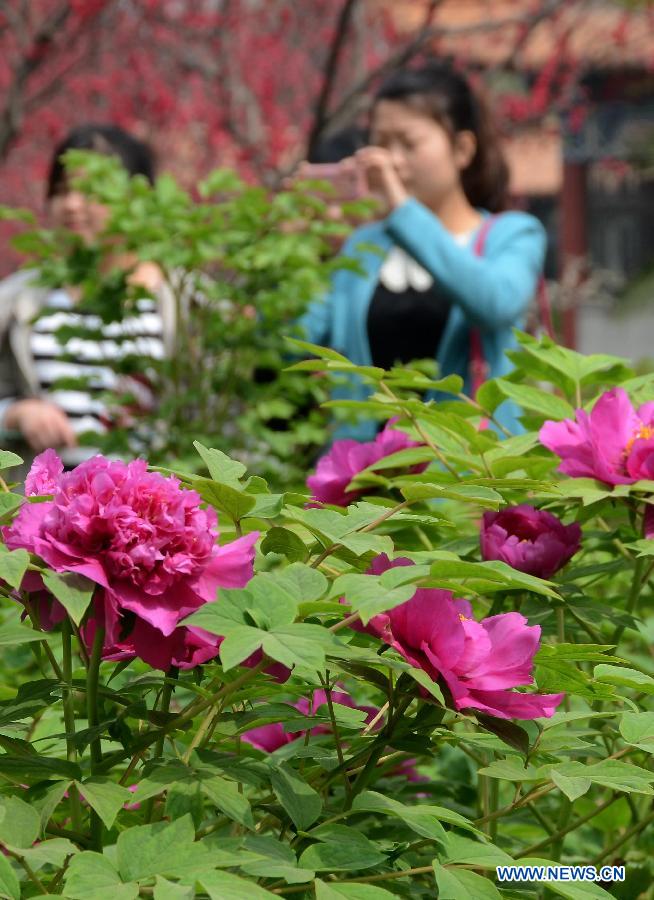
(193, 477, 257, 522)
(433, 863, 501, 900)
(66, 851, 139, 900)
(41, 571, 95, 626)
(299, 825, 385, 872)
(0, 795, 40, 849)
(34, 780, 71, 834)
(261, 527, 307, 562)
(0, 620, 52, 647)
(0, 853, 20, 900)
(620, 711, 654, 751)
(0, 493, 23, 522)
(193, 441, 246, 485)
(553, 759, 654, 795)
(65, 852, 139, 900)
(401, 482, 503, 508)
(270, 762, 322, 830)
(315, 881, 398, 899)
(262, 624, 338, 670)
(76, 778, 130, 830)
(239, 835, 314, 883)
(218, 627, 265, 671)
(440, 834, 513, 869)
(351, 791, 467, 841)
(0, 546, 29, 589)
(0, 451, 23, 470)
(154, 877, 194, 900)
(333, 566, 429, 624)
(551, 770, 591, 801)
(12, 837, 78, 871)
(200, 775, 254, 829)
(594, 665, 654, 695)
(199, 870, 278, 900)
(495, 379, 575, 420)
(116, 815, 209, 882)
(275, 563, 328, 603)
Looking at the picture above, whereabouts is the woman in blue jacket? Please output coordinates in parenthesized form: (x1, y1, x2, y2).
(300, 63, 547, 441)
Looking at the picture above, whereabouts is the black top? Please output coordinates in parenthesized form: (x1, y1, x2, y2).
(367, 279, 452, 370)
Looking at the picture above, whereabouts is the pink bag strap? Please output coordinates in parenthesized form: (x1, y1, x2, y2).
(469, 214, 553, 400)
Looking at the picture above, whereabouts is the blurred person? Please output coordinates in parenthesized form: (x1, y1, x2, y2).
(0, 124, 173, 467)
(300, 62, 547, 441)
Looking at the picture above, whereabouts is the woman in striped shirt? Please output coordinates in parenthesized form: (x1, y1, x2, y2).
(0, 125, 174, 468)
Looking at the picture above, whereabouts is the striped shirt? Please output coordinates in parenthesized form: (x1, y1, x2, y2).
(31, 289, 164, 465)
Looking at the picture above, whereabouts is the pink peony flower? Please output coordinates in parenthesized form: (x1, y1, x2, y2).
(4, 452, 257, 660)
(242, 689, 376, 753)
(481, 505, 581, 579)
(307, 421, 427, 506)
(25, 448, 64, 497)
(540, 388, 654, 486)
(355, 555, 564, 720)
(645, 505, 654, 540)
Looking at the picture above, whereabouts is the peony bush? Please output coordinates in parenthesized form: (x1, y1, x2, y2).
(0, 332, 653, 899)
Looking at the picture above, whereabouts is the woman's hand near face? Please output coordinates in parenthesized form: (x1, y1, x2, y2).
(3, 399, 78, 452)
(354, 147, 408, 213)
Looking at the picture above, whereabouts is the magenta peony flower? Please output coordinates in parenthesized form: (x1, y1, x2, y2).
(4, 451, 257, 659)
(242, 689, 376, 753)
(25, 448, 63, 497)
(356, 555, 564, 720)
(307, 422, 426, 506)
(540, 387, 654, 486)
(481, 505, 581, 579)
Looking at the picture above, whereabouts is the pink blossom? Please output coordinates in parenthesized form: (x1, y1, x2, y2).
(481, 505, 581, 578)
(356, 556, 564, 721)
(25, 449, 63, 497)
(4, 452, 257, 659)
(242, 689, 376, 753)
(307, 421, 426, 506)
(540, 388, 654, 486)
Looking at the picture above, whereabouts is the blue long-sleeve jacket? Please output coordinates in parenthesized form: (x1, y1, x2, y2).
(300, 198, 547, 441)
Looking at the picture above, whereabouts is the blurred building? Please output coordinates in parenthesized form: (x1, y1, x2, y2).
(380, 0, 654, 350)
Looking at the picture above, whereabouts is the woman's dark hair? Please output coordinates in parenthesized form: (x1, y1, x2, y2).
(307, 125, 368, 164)
(46, 124, 155, 199)
(373, 62, 509, 213)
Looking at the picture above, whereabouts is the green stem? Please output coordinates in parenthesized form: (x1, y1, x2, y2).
(592, 807, 654, 865)
(145, 666, 179, 822)
(320, 674, 351, 804)
(612, 556, 646, 645)
(518, 795, 619, 858)
(61, 619, 84, 834)
(86, 624, 105, 850)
